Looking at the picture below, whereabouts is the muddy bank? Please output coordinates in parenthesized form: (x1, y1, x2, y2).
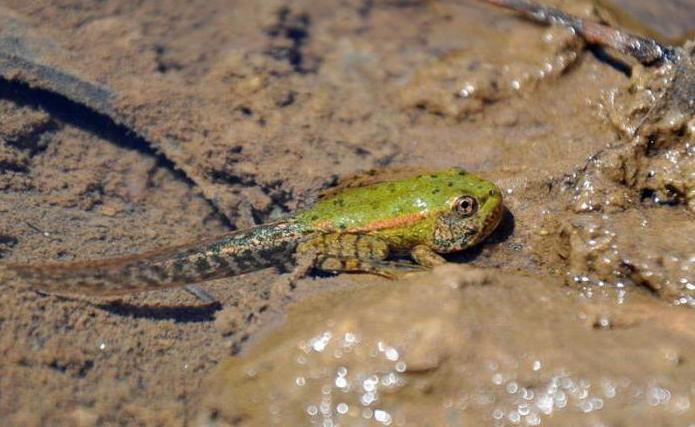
(199, 266, 695, 426)
(0, 0, 693, 425)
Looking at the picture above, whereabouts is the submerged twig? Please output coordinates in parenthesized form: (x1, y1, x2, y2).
(479, 0, 677, 65)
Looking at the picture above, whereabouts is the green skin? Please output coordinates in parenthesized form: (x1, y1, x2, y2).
(3, 168, 503, 296)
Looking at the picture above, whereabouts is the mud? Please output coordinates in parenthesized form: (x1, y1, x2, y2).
(0, 0, 693, 426)
(598, 0, 695, 44)
(200, 266, 695, 426)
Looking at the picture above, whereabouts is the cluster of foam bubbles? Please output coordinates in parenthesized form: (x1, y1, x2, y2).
(563, 219, 634, 305)
(294, 330, 406, 426)
(573, 275, 628, 306)
(483, 361, 692, 426)
(564, 220, 695, 307)
(286, 329, 693, 425)
(488, 368, 608, 425)
(673, 271, 695, 307)
(674, 293, 695, 307)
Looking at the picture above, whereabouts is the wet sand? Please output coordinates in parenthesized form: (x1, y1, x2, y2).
(0, 0, 693, 425)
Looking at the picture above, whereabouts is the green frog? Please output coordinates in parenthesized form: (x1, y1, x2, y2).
(3, 168, 503, 296)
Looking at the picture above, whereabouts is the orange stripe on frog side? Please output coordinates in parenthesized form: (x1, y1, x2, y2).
(351, 211, 428, 232)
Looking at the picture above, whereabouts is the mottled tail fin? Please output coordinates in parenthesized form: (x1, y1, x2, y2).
(1, 221, 307, 296)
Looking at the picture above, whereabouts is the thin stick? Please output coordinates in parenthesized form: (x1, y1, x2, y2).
(480, 0, 676, 65)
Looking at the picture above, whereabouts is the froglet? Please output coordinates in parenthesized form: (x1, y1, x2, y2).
(2, 168, 503, 296)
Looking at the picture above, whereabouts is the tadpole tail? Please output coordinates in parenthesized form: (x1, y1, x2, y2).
(479, 0, 676, 66)
(1, 221, 308, 296)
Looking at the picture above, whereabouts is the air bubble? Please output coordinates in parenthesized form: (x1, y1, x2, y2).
(374, 409, 392, 425)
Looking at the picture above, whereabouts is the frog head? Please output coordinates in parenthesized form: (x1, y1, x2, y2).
(430, 170, 503, 253)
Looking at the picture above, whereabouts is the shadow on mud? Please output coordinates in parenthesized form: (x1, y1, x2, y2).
(0, 78, 164, 164)
(0, 77, 233, 227)
(96, 300, 223, 323)
(448, 206, 515, 264)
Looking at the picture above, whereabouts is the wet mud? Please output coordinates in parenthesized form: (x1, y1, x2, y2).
(200, 266, 695, 426)
(0, 0, 693, 425)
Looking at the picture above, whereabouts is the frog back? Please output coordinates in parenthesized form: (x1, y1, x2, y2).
(295, 168, 484, 248)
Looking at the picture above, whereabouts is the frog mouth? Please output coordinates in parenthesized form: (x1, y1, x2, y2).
(480, 201, 503, 241)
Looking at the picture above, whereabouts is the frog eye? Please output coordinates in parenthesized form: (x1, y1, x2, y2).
(454, 196, 478, 217)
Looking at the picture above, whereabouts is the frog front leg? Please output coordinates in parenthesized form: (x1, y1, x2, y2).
(296, 233, 426, 278)
(410, 245, 447, 268)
